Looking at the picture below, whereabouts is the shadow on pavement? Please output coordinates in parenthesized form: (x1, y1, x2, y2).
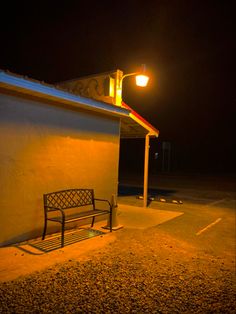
(14, 229, 105, 254)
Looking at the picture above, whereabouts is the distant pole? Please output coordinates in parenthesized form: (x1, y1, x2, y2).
(143, 134, 150, 207)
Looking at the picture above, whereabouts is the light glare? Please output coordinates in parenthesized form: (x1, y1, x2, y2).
(135, 74, 149, 87)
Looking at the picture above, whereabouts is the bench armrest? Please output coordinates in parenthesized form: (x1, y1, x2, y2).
(94, 198, 112, 211)
(44, 206, 65, 219)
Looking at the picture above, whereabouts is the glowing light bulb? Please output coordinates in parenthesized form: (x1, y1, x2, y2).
(135, 74, 149, 87)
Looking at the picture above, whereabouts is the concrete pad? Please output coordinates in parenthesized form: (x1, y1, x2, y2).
(117, 204, 184, 229)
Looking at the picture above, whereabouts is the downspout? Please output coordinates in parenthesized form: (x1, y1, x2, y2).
(143, 133, 150, 207)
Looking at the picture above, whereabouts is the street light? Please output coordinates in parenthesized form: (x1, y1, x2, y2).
(120, 64, 149, 88)
(115, 64, 150, 106)
(113, 65, 151, 207)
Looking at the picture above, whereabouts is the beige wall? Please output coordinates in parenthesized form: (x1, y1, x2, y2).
(0, 92, 120, 246)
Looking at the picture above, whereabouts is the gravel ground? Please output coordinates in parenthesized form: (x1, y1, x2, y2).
(0, 227, 235, 313)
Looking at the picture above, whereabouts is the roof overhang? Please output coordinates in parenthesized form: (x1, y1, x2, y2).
(120, 102, 159, 138)
(0, 70, 159, 139)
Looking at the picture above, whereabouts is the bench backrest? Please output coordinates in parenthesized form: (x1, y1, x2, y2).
(44, 189, 95, 210)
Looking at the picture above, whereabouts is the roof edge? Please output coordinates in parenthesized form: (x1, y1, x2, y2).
(122, 102, 159, 137)
(0, 70, 130, 118)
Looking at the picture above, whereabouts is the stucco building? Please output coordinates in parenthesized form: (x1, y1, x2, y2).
(0, 70, 158, 246)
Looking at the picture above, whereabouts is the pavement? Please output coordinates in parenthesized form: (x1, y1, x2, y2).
(119, 173, 235, 260)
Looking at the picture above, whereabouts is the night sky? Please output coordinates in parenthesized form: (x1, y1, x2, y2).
(1, 1, 235, 174)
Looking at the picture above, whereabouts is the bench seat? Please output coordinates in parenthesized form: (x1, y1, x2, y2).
(48, 209, 110, 224)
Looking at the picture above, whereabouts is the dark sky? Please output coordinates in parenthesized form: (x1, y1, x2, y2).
(1, 1, 235, 173)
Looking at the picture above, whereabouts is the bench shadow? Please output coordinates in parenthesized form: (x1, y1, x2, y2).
(13, 228, 105, 254)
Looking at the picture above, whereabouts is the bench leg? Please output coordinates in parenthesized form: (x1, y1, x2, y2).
(91, 217, 95, 228)
(110, 210, 112, 232)
(61, 220, 65, 248)
(42, 220, 47, 240)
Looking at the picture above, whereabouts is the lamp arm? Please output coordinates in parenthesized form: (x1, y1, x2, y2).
(119, 72, 139, 88)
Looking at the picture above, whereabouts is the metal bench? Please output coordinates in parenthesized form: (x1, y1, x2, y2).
(42, 188, 112, 247)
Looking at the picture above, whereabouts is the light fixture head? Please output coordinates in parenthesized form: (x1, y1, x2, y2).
(135, 74, 149, 87)
(135, 64, 149, 87)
